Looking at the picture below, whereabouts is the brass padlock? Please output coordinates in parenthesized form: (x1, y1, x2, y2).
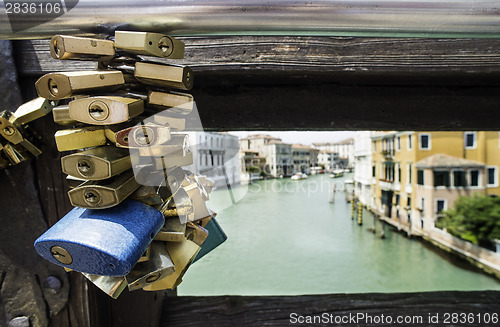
(134, 62, 193, 90)
(130, 185, 165, 206)
(13, 97, 56, 125)
(67, 171, 140, 209)
(136, 134, 189, 157)
(161, 188, 194, 217)
(142, 240, 200, 291)
(154, 217, 187, 242)
(82, 274, 127, 299)
(69, 96, 144, 125)
(54, 127, 107, 152)
(50, 35, 115, 61)
(3, 143, 28, 165)
(152, 150, 194, 169)
(125, 242, 175, 291)
(105, 123, 171, 148)
(61, 146, 131, 180)
(152, 114, 186, 131)
(184, 182, 211, 221)
(52, 105, 78, 125)
(35, 71, 125, 100)
(148, 91, 194, 115)
(114, 31, 185, 59)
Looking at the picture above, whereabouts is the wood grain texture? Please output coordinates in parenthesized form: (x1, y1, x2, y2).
(162, 292, 500, 327)
(13, 37, 500, 84)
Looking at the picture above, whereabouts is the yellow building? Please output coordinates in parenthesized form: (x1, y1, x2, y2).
(371, 131, 500, 233)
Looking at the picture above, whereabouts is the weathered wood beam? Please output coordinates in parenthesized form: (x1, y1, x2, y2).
(162, 292, 500, 327)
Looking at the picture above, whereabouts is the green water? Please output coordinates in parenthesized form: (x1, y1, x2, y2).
(179, 174, 500, 295)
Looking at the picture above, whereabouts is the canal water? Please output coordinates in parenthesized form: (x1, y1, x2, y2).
(179, 174, 500, 295)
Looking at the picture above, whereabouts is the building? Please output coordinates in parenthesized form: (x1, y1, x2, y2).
(185, 131, 241, 188)
(313, 138, 355, 168)
(317, 151, 339, 172)
(239, 135, 293, 177)
(353, 131, 374, 207)
(239, 150, 266, 183)
(292, 144, 314, 174)
(370, 131, 500, 233)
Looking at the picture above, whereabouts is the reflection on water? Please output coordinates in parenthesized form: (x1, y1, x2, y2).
(179, 174, 500, 296)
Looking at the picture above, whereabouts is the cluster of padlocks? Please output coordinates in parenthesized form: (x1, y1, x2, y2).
(0, 31, 227, 299)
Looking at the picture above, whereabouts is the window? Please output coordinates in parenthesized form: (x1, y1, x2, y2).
(433, 171, 450, 187)
(397, 136, 401, 151)
(408, 163, 412, 184)
(407, 197, 411, 207)
(395, 194, 400, 205)
(407, 134, 412, 150)
(397, 163, 401, 182)
(417, 169, 424, 185)
(421, 198, 425, 210)
(453, 170, 467, 187)
(372, 164, 376, 178)
(436, 200, 446, 214)
(487, 166, 498, 187)
(470, 170, 479, 187)
(464, 132, 476, 149)
(372, 140, 377, 152)
(419, 133, 431, 150)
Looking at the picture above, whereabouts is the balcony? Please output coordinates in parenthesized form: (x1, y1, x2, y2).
(381, 149, 395, 159)
(379, 179, 396, 191)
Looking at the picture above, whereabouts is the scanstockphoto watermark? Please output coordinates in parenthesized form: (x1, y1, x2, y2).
(289, 312, 500, 325)
(249, 178, 348, 197)
(4, 0, 79, 33)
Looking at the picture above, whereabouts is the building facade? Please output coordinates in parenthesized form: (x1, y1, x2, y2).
(313, 138, 355, 168)
(353, 131, 374, 207)
(370, 131, 500, 233)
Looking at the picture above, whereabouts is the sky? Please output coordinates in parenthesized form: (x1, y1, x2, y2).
(227, 131, 356, 146)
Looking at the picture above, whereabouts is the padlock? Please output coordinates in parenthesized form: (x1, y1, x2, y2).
(66, 175, 87, 189)
(61, 146, 131, 180)
(148, 90, 194, 115)
(185, 222, 208, 246)
(52, 105, 78, 125)
(154, 217, 187, 242)
(152, 114, 186, 131)
(114, 31, 185, 59)
(54, 126, 107, 152)
(130, 185, 165, 206)
(35, 71, 125, 100)
(153, 150, 194, 168)
(193, 217, 227, 263)
(183, 181, 211, 221)
(12, 97, 56, 125)
(67, 170, 140, 209)
(3, 143, 28, 165)
(82, 274, 127, 299)
(136, 134, 189, 157)
(160, 188, 194, 218)
(142, 240, 200, 291)
(50, 35, 115, 61)
(69, 96, 144, 125)
(0, 111, 42, 157)
(105, 123, 171, 148)
(134, 62, 193, 90)
(125, 241, 175, 291)
(34, 199, 164, 276)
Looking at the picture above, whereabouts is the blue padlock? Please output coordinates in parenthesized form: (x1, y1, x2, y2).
(193, 217, 227, 263)
(34, 199, 164, 276)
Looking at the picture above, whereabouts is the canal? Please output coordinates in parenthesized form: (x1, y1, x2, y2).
(179, 174, 500, 295)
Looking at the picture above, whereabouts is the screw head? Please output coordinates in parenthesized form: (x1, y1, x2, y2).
(50, 246, 73, 265)
(84, 189, 101, 206)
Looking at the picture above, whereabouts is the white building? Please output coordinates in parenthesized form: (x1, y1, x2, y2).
(353, 132, 374, 207)
(313, 138, 355, 168)
(239, 135, 293, 177)
(185, 132, 241, 188)
(317, 151, 339, 172)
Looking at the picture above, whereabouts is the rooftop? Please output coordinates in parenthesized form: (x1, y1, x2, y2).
(313, 138, 354, 146)
(415, 154, 485, 168)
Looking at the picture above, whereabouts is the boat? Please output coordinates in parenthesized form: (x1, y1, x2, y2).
(329, 169, 344, 178)
(291, 172, 308, 180)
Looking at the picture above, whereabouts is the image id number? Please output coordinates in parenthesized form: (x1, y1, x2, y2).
(5, 2, 62, 14)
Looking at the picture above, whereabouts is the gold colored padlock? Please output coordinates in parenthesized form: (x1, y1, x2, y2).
(69, 96, 144, 125)
(61, 146, 131, 180)
(35, 71, 125, 100)
(50, 35, 116, 61)
(154, 217, 187, 242)
(54, 127, 107, 152)
(152, 114, 186, 131)
(13, 97, 56, 125)
(67, 171, 140, 209)
(114, 31, 185, 59)
(134, 62, 193, 90)
(105, 123, 171, 148)
(125, 242, 175, 291)
(136, 134, 189, 157)
(52, 105, 78, 125)
(142, 240, 200, 291)
(184, 182, 211, 221)
(82, 274, 127, 299)
(148, 91, 194, 115)
(185, 222, 209, 246)
(153, 150, 194, 169)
